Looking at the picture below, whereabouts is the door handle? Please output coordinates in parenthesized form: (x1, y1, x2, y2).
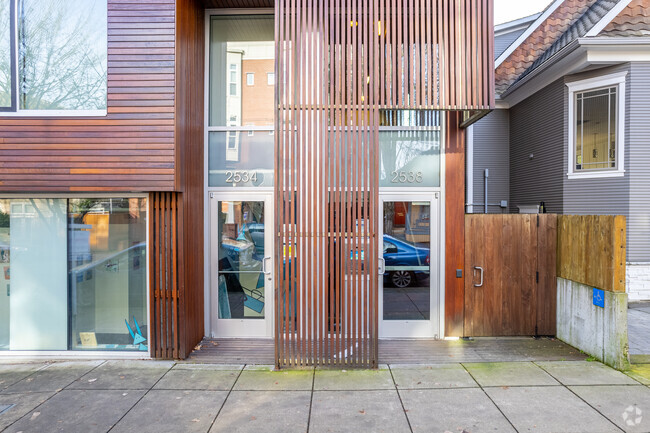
(378, 257, 385, 275)
(474, 266, 484, 287)
(262, 256, 272, 275)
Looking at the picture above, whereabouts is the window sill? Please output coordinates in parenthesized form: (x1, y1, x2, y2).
(0, 110, 108, 117)
(567, 170, 625, 180)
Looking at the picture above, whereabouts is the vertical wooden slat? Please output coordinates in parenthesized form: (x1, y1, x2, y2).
(148, 191, 180, 359)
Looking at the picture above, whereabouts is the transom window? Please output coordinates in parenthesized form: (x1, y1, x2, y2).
(0, 0, 108, 115)
(566, 72, 626, 179)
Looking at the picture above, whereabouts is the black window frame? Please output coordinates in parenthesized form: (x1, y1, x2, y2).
(0, 0, 16, 112)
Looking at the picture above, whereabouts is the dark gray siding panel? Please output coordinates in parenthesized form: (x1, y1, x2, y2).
(509, 79, 565, 214)
(494, 29, 525, 58)
(628, 62, 650, 262)
(563, 64, 632, 260)
(470, 109, 509, 213)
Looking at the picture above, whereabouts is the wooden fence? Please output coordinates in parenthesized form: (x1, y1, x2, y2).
(557, 215, 626, 293)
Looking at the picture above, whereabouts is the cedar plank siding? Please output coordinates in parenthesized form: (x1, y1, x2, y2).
(0, 0, 176, 192)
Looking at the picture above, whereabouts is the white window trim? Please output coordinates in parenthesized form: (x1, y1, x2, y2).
(246, 72, 255, 86)
(566, 71, 627, 180)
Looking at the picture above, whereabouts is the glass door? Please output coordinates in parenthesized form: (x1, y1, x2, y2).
(379, 194, 439, 338)
(209, 193, 273, 338)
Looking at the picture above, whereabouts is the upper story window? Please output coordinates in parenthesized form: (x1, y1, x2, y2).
(209, 15, 274, 128)
(566, 72, 626, 179)
(0, 0, 107, 116)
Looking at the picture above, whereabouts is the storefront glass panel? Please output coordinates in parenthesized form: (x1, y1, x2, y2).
(0, 199, 68, 350)
(0, 197, 147, 352)
(68, 198, 148, 351)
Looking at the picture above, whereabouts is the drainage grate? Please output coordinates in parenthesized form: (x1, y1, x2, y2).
(0, 404, 15, 416)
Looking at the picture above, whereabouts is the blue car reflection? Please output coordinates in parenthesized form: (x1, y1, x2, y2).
(383, 235, 430, 288)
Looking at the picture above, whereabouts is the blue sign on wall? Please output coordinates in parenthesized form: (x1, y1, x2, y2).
(593, 288, 605, 308)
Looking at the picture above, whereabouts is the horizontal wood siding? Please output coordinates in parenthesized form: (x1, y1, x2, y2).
(0, 0, 176, 192)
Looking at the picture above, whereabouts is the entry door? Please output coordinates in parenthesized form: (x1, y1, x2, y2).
(210, 193, 274, 338)
(379, 194, 440, 338)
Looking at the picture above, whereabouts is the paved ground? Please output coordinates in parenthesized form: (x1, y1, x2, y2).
(1, 360, 650, 432)
(629, 302, 650, 358)
(188, 336, 586, 364)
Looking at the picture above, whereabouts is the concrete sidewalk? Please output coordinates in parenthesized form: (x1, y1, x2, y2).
(1, 360, 650, 433)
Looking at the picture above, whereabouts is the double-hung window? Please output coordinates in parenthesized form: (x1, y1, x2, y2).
(566, 72, 626, 179)
(0, 0, 107, 115)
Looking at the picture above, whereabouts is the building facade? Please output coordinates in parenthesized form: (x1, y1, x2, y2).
(0, 0, 494, 366)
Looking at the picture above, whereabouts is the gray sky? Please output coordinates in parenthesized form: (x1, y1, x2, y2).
(494, 0, 553, 25)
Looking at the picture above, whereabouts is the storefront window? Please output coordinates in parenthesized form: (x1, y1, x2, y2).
(0, 199, 68, 350)
(0, 197, 147, 352)
(69, 198, 148, 351)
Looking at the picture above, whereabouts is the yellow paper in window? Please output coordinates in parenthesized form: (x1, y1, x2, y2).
(79, 332, 98, 347)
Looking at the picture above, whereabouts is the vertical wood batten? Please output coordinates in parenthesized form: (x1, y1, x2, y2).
(149, 192, 181, 358)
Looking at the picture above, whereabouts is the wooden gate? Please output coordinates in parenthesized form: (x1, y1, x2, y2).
(464, 214, 557, 336)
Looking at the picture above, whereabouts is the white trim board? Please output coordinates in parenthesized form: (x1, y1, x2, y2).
(495, 0, 565, 68)
(585, 0, 634, 37)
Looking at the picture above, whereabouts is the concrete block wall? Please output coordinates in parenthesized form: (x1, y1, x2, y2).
(627, 263, 650, 302)
(557, 278, 629, 369)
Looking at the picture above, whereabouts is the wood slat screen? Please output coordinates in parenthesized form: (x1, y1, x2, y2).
(149, 192, 181, 359)
(275, 0, 380, 368)
(275, 0, 493, 368)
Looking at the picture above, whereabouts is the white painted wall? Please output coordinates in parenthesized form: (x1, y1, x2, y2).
(627, 263, 650, 302)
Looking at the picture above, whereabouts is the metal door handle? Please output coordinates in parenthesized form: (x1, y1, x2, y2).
(378, 257, 385, 275)
(474, 266, 483, 287)
(263, 256, 272, 275)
